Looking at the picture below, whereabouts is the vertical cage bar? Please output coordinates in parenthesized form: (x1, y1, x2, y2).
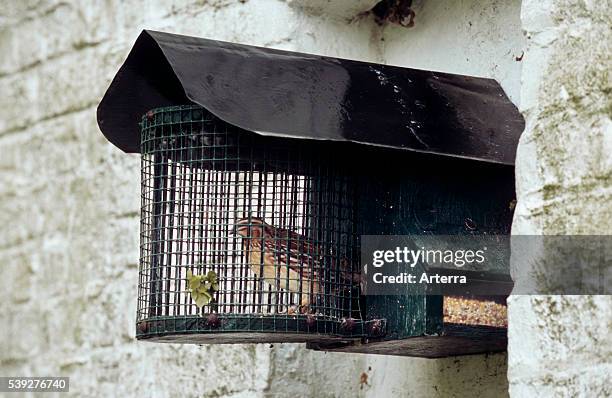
(149, 152, 165, 318)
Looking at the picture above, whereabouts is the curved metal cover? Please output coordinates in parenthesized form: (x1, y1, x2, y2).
(97, 30, 524, 165)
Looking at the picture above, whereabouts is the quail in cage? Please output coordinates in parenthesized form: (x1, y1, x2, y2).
(234, 218, 359, 314)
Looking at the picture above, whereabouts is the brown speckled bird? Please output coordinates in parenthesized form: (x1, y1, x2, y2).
(234, 217, 357, 313)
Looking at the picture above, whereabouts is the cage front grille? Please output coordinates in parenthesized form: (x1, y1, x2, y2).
(137, 105, 362, 342)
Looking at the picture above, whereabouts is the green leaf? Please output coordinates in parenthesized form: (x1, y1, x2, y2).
(189, 278, 201, 290)
(185, 269, 218, 310)
(194, 296, 205, 308)
(195, 294, 210, 308)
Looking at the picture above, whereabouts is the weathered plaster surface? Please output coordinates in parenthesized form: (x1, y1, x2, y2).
(509, 0, 611, 396)
(0, 0, 547, 397)
(380, 0, 524, 104)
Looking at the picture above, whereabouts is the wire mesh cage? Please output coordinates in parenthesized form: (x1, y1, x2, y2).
(137, 105, 363, 343)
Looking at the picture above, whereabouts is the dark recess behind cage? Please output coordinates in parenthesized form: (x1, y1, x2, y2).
(355, 154, 514, 334)
(306, 143, 515, 356)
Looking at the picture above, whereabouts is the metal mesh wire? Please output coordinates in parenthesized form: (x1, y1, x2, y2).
(137, 105, 362, 342)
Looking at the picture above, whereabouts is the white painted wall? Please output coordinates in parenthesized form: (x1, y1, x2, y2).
(379, 0, 524, 104)
(508, 0, 612, 396)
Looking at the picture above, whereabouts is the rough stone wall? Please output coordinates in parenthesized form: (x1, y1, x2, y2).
(1, 1, 522, 397)
(509, 0, 611, 396)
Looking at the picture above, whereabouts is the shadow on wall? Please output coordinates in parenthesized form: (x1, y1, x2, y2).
(266, 345, 508, 397)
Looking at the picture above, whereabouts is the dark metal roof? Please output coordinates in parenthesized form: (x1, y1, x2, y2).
(97, 30, 524, 165)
